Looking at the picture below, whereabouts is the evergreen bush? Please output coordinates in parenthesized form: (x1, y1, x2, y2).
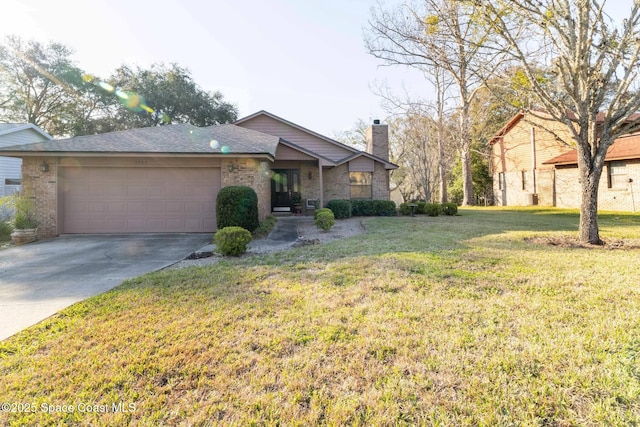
(314, 208, 333, 220)
(425, 203, 441, 217)
(214, 226, 252, 256)
(315, 210, 335, 231)
(441, 202, 458, 216)
(399, 202, 412, 216)
(350, 200, 397, 216)
(374, 200, 397, 216)
(326, 199, 352, 219)
(216, 186, 259, 232)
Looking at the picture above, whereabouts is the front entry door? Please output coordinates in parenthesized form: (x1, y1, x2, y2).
(271, 169, 300, 212)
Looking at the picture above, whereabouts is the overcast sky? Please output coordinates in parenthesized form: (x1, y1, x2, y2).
(1, 0, 422, 137)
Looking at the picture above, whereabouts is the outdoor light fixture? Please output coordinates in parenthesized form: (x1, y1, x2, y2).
(308, 171, 312, 180)
(40, 161, 49, 172)
(228, 163, 234, 172)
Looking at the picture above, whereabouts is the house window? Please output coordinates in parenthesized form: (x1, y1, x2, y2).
(4, 178, 21, 186)
(608, 161, 628, 189)
(498, 172, 505, 190)
(350, 172, 373, 199)
(521, 170, 528, 191)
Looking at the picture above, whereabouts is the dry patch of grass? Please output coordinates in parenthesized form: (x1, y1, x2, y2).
(1, 208, 640, 425)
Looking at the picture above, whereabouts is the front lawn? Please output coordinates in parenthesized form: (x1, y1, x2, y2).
(1, 208, 640, 425)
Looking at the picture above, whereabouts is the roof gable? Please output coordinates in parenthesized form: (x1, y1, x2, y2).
(235, 110, 358, 160)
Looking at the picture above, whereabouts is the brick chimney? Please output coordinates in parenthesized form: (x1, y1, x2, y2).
(366, 119, 389, 162)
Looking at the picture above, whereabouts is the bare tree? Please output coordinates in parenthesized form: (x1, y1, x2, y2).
(476, 0, 640, 244)
(365, 0, 501, 205)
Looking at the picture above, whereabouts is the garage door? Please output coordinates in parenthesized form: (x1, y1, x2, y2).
(63, 167, 220, 233)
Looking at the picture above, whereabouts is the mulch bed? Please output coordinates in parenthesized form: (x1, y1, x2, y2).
(525, 235, 640, 250)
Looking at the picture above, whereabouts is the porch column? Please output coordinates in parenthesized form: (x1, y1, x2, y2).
(318, 160, 324, 208)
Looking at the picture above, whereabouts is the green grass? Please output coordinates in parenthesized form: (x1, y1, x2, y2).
(2, 207, 640, 425)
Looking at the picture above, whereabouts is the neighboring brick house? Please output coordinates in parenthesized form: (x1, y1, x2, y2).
(490, 111, 640, 211)
(0, 111, 397, 237)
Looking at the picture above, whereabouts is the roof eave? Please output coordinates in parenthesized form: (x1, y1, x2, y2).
(488, 111, 525, 145)
(0, 151, 276, 161)
(0, 124, 53, 140)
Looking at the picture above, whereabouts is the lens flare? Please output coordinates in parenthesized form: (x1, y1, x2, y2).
(220, 146, 230, 154)
(99, 81, 115, 92)
(210, 139, 219, 149)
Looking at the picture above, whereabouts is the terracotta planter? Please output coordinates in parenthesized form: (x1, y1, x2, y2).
(10, 228, 38, 246)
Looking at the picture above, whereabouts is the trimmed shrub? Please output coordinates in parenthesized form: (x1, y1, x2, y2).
(315, 210, 335, 231)
(327, 199, 352, 219)
(214, 226, 252, 256)
(415, 201, 427, 215)
(425, 203, 441, 217)
(216, 186, 259, 232)
(399, 202, 412, 216)
(351, 200, 397, 217)
(375, 200, 397, 216)
(441, 202, 458, 216)
(314, 208, 333, 220)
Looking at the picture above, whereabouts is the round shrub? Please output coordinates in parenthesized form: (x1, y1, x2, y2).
(216, 186, 259, 232)
(327, 199, 352, 219)
(375, 200, 397, 216)
(314, 207, 333, 220)
(214, 226, 252, 256)
(415, 201, 427, 214)
(441, 202, 458, 216)
(315, 210, 335, 231)
(399, 202, 412, 216)
(424, 203, 441, 217)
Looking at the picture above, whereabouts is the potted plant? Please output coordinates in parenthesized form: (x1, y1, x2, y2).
(291, 193, 303, 215)
(10, 192, 38, 245)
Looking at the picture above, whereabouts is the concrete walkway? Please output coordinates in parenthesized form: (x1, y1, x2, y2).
(0, 234, 211, 341)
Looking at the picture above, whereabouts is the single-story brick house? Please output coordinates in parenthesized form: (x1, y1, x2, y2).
(0, 124, 52, 197)
(0, 111, 397, 237)
(490, 111, 640, 211)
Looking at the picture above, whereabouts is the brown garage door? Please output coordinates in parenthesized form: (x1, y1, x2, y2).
(63, 167, 220, 233)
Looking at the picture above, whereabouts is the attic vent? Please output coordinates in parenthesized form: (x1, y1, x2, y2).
(373, 119, 381, 125)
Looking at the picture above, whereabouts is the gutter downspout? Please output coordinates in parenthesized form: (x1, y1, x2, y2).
(318, 160, 324, 208)
(531, 127, 537, 195)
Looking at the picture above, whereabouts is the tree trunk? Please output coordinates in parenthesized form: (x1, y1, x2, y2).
(438, 134, 448, 203)
(461, 145, 474, 205)
(578, 166, 603, 245)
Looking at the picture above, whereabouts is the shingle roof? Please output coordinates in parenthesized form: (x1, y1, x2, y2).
(0, 123, 279, 156)
(544, 133, 640, 165)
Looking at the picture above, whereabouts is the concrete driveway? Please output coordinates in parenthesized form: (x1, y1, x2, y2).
(0, 234, 211, 341)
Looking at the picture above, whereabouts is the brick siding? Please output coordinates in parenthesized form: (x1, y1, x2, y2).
(222, 158, 271, 220)
(21, 157, 57, 238)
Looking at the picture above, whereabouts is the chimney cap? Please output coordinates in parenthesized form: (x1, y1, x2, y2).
(373, 119, 381, 125)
